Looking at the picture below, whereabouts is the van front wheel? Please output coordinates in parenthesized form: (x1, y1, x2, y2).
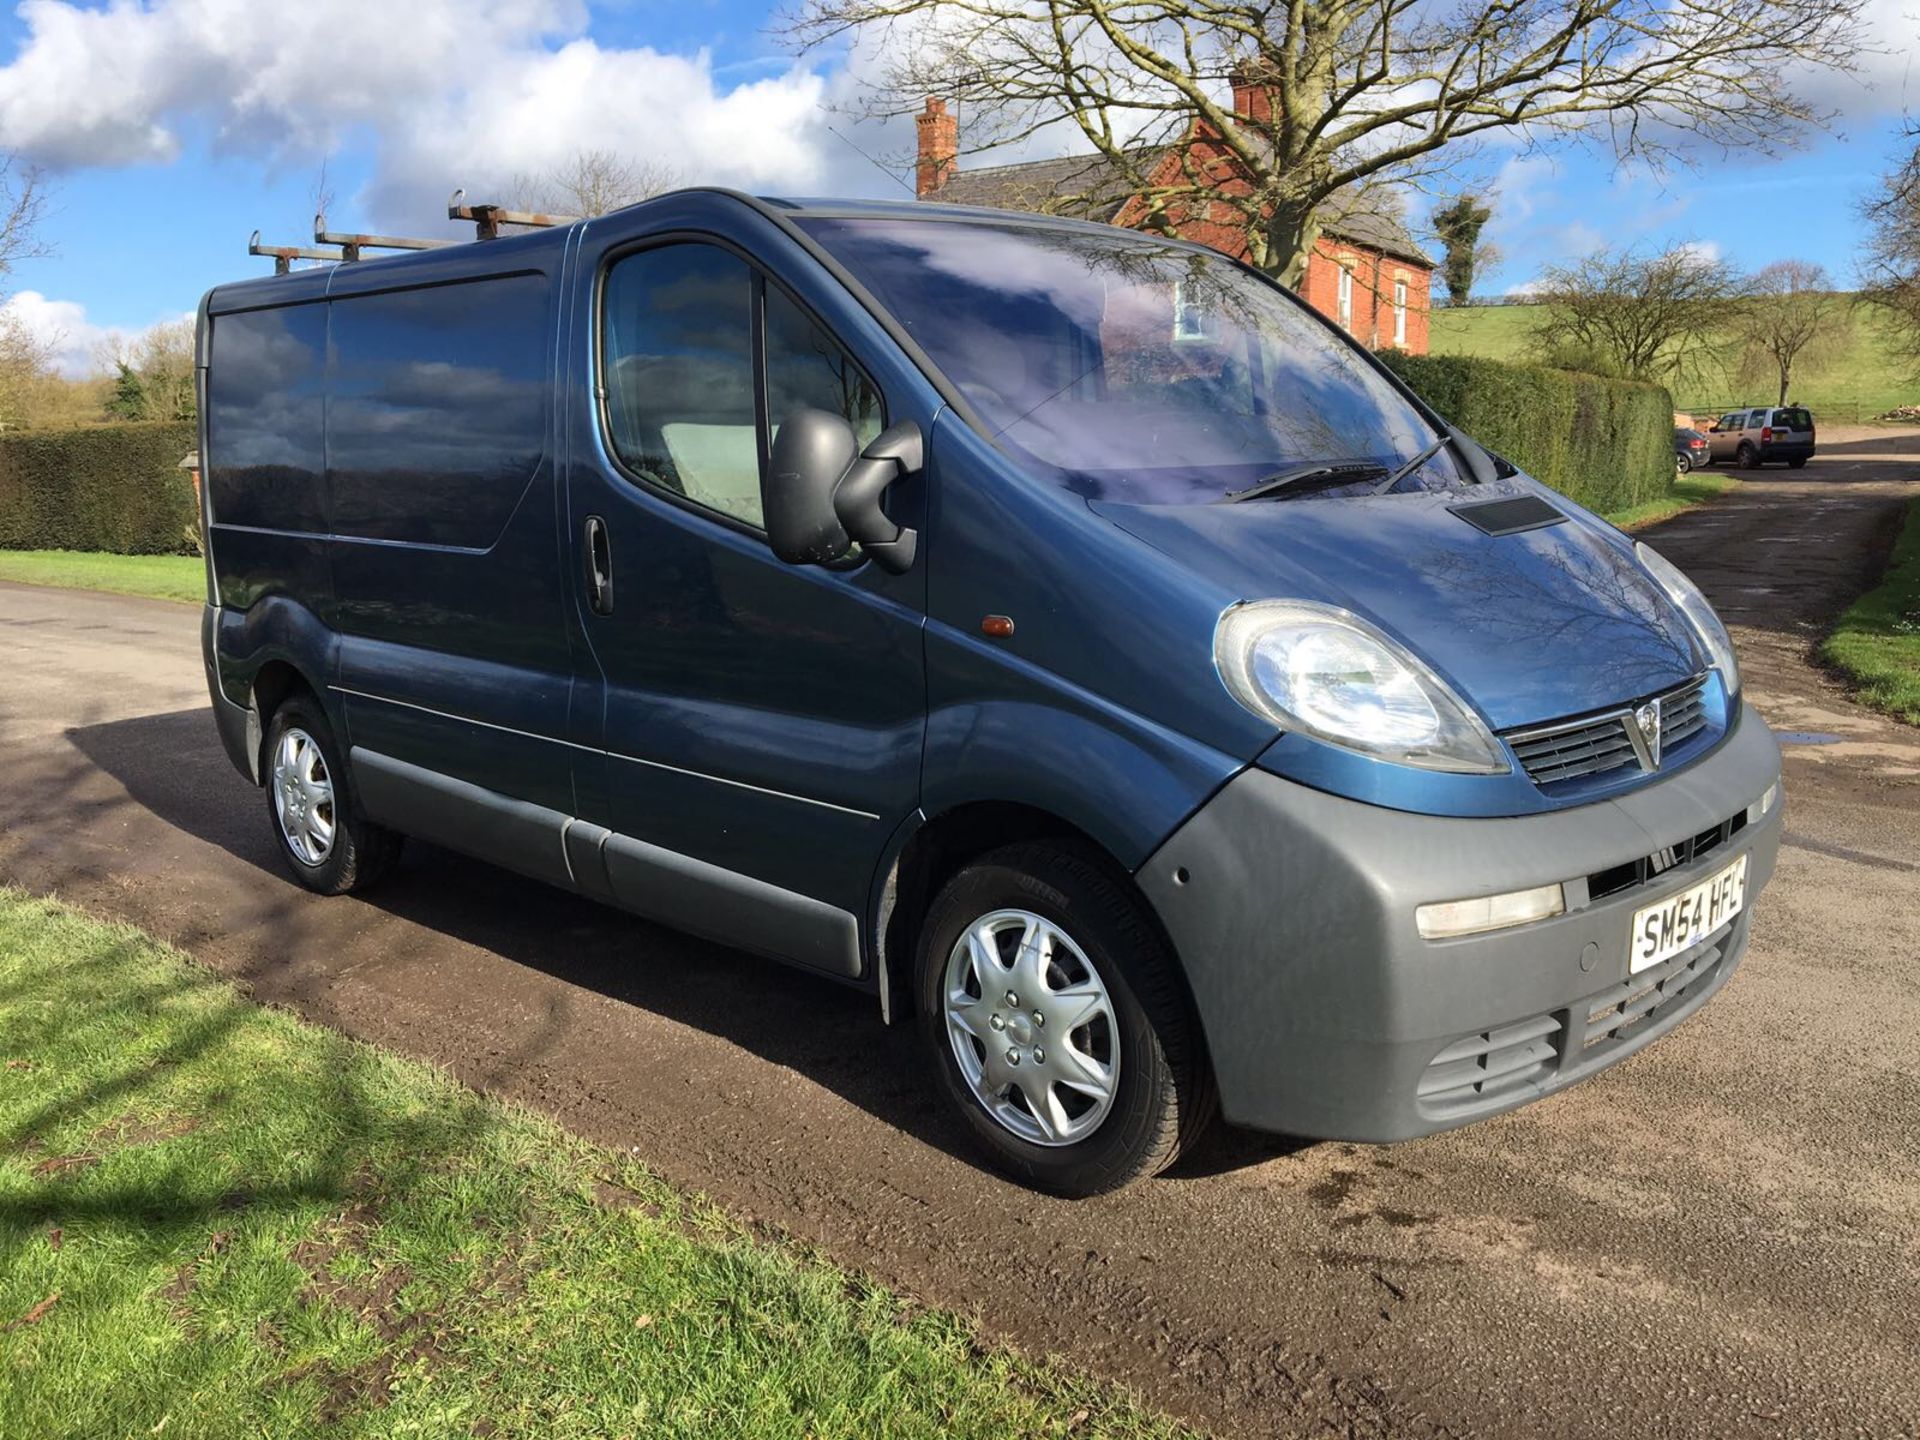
(916, 841, 1213, 1196)
(263, 696, 402, 896)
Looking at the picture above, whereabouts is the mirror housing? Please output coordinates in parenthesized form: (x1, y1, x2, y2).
(765, 408, 859, 565)
(762, 408, 922, 574)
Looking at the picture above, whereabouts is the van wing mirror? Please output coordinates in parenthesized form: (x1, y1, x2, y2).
(833, 420, 921, 574)
(765, 408, 859, 565)
(763, 408, 921, 575)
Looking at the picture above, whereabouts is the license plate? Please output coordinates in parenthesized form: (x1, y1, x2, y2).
(1628, 855, 1749, 974)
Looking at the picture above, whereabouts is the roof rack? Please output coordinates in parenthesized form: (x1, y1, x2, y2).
(249, 191, 584, 272)
(248, 229, 347, 275)
(313, 212, 455, 262)
(447, 189, 580, 240)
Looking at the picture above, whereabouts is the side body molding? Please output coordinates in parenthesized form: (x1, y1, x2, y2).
(350, 748, 862, 979)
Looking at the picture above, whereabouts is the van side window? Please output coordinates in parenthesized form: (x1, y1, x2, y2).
(328, 274, 551, 549)
(206, 302, 329, 533)
(601, 244, 761, 527)
(763, 284, 884, 452)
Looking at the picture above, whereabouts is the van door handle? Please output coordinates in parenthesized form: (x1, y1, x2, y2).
(584, 515, 613, 615)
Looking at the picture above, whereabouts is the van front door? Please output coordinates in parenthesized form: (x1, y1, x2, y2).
(562, 232, 928, 978)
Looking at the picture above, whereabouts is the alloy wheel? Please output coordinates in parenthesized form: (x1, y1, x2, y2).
(271, 726, 336, 867)
(942, 908, 1119, 1146)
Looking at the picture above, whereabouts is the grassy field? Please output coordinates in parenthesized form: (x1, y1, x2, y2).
(0, 889, 1192, 1440)
(1822, 498, 1920, 725)
(1429, 301, 1920, 423)
(0, 549, 203, 604)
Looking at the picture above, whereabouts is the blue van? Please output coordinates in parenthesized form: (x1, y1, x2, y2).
(199, 190, 1782, 1195)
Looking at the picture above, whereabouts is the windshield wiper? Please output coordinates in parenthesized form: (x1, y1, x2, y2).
(1373, 435, 1451, 493)
(1222, 459, 1389, 504)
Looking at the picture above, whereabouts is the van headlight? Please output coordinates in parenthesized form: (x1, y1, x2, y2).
(1214, 601, 1509, 774)
(1636, 542, 1740, 700)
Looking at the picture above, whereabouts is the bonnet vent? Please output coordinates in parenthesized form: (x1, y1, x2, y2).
(1449, 495, 1568, 537)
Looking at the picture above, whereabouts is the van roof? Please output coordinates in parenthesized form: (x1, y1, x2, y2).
(203, 188, 1213, 316)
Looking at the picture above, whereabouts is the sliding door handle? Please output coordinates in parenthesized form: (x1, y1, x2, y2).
(584, 515, 613, 615)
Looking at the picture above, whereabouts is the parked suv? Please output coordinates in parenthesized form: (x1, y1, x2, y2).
(196, 192, 1783, 1196)
(1706, 406, 1815, 468)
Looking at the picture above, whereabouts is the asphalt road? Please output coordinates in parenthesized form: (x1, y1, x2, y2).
(3, 428, 1917, 1438)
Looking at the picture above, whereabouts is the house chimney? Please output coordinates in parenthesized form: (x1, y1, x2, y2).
(1229, 64, 1276, 127)
(916, 97, 958, 197)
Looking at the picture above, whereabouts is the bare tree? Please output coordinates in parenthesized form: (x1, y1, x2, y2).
(1733, 260, 1842, 405)
(0, 155, 50, 282)
(0, 309, 55, 428)
(508, 149, 682, 219)
(1530, 244, 1738, 383)
(96, 319, 197, 423)
(1861, 121, 1920, 373)
(789, 0, 1863, 285)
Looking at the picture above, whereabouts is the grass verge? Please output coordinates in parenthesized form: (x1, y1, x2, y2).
(1821, 497, 1920, 725)
(1603, 470, 1742, 531)
(0, 549, 204, 604)
(0, 889, 1193, 1440)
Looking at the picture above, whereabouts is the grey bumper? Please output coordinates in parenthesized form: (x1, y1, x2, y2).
(1139, 704, 1783, 1140)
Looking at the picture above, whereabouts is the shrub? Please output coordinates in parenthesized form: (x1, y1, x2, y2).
(1376, 350, 1675, 515)
(0, 421, 199, 555)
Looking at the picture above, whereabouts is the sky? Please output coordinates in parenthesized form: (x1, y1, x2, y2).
(0, 0, 1912, 376)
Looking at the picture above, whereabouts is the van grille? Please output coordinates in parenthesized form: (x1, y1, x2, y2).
(1586, 809, 1749, 902)
(1417, 1013, 1563, 1112)
(1504, 675, 1710, 788)
(1582, 919, 1733, 1050)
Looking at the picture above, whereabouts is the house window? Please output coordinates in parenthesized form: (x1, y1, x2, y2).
(1393, 278, 1408, 347)
(1336, 265, 1354, 332)
(1171, 278, 1216, 342)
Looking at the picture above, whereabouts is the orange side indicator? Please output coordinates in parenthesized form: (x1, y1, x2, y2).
(980, 615, 1015, 638)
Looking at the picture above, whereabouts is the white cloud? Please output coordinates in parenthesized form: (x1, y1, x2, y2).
(0, 0, 891, 231)
(0, 290, 189, 377)
(1675, 239, 1723, 265)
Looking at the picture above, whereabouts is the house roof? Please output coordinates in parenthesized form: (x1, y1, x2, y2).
(927, 148, 1435, 269)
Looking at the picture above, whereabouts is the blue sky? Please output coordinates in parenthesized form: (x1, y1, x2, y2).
(0, 0, 1911, 372)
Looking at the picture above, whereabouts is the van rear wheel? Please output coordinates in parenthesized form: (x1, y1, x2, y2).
(1738, 442, 1761, 469)
(263, 696, 402, 895)
(915, 841, 1213, 1196)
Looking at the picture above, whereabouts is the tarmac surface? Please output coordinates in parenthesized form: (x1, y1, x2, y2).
(2, 426, 1916, 1437)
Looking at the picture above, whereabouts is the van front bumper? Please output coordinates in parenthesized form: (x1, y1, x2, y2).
(1137, 704, 1783, 1140)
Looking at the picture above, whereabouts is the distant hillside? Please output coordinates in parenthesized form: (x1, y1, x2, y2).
(1427, 298, 1920, 423)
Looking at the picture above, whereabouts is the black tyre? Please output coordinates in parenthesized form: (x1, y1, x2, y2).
(262, 695, 403, 895)
(915, 841, 1214, 1196)
(1788, 456, 1808, 469)
(1739, 442, 1761, 469)
(1676, 451, 1693, 474)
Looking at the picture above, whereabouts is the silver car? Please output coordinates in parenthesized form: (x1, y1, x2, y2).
(1705, 406, 1816, 469)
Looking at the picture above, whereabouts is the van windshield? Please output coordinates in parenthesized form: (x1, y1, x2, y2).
(800, 217, 1451, 504)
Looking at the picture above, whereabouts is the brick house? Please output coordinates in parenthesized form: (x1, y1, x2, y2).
(914, 88, 1434, 354)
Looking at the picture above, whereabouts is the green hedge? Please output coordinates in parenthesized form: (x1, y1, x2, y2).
(0, 421, 199, 555)
(1375, 351, 1674, 515)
